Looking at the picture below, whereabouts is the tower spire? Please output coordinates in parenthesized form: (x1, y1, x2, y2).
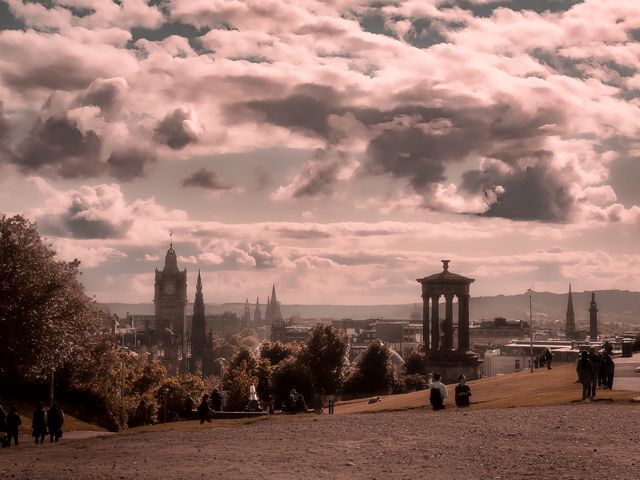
(565, 283, 575, 339)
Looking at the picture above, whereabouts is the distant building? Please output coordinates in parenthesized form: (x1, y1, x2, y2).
(190, 270, 207, 373)
(242, 298, 251, 328)
(589, 292, 598, 341)
(254, 297, 262, 325)
(470, 317, 529, 347)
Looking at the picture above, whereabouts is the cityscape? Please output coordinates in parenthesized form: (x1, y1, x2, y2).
(1, 0, 640, 478)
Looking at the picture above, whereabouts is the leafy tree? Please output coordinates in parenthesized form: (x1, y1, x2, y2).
(403, 352, 426, 376)
(223, 347, 260, 410)
(260, 341, 299, 366)
(298, 324, 348, 395)
(270, 356, 313, 407)
(343, 341, 394, 395)
(155, 374, 205, 422)
(0, 214, 98, 383)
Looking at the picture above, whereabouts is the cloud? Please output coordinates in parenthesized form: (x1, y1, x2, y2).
(272, 150, 359, 199)
(107, 146, 157, 181)
(181, 168, 231, 190)
(0, 101, 11, 161)
(75, 77, 129, 121)
(12, 114, 104, 179)
(154, 107, 203, 149)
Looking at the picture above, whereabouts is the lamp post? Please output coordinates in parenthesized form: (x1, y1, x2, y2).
(529, 289, 533, 373)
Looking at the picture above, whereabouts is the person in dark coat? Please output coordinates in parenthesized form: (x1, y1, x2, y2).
(601, 354, 615, 390)
(32, 402, 47, 445)
(544, 348, 554, 370)
(576, 351, 594, 401)
(198, 394, 212, 424)
(47, 402, 64, 443)
(210, 388, 223, 412)
(588, 351, 602, 398)
(0, 403, 8, 448)
(6, 405, 22, 447)
(133, 399, 148, 427)
(454, 374, 472, 408)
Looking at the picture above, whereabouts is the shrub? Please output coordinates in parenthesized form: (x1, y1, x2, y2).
(155, 375, 205, 422)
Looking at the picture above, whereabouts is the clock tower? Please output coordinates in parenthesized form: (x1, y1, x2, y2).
(154, 242, 187, 347)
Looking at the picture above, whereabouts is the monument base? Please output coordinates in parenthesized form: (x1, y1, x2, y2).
(425, 350, 482, 384)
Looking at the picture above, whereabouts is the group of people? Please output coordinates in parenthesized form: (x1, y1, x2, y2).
(428, 373, 472, 410)
(196, 387, 225, 424)
(576, 349, 616, 401)
(0, 401, 64, 447)
(533, 348, 555, 370)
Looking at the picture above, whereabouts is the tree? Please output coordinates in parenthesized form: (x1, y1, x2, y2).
(298, 324, 348, 395)
(270, 356, 313, 407)
(0, 214, 97, 383)
(156, 374, 205, 422)
(260, 341, 299, 366)
(403, 352, 426, 376)
(223, 347, 260, 410)
(343, 340, 394, 395)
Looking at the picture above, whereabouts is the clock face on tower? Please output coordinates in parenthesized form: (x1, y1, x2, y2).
(164, 282, 176, 295)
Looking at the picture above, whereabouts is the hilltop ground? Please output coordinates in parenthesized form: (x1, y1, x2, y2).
(3, 363, 640, 479)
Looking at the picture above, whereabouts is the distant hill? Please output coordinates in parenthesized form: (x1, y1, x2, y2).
(97, 289, 640, 330)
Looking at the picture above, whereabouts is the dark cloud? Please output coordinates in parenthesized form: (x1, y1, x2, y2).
(12, 115, 103, 178)
(272, 227, 332, 240)
(285, 150, 354, 199)
(61, 201, 132, 239)
(75, 77, 128, 120)
(154, 107, 202, 149)
(227, 84, 341, 140)
(107, 147, 157, 181)
(0, 101, 11, 161)
(439, 0, 585, 17)
(403, 17, 463, 48)
(181, 168, 231, 190)
(462, 157, 574, 222)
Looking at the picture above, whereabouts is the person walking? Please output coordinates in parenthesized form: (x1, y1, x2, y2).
(428, 373, 448, 411)
(198, 394, 212, 424)
(454, 374, 472, 408)
(6, 405, 22, 447)
(576, 351, 594, 401)
(544, 348, 554, 370)
(47, 402, 64, 443)
(32, 402, 47, 445)
(210, 388, 223, 412)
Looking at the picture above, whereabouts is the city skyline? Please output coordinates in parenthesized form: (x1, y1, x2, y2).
(1, 1, 639, 304)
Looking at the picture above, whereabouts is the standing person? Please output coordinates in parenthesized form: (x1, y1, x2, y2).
(133, 399, 148, 427)
(0, 402, 8, 448)
(198, 394, 212, 424)
(210, 387, 222, 412)
(6, 405, 22, 447)
(32, 402, 47, 445)
(454, 374, 472, 408)
(47, 402, 64, 443)
(576, 351, 594, 401)
(428, 373, 448, 411)
(544, 348, 554, 370)
(603, 354, 615, 390)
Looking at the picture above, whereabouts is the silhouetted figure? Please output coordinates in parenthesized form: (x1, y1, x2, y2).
(32, 402, 47, 445)
(588, 351, 602, 398)
(534, 356, 539, 369)
(133, 399, 148, 427)
(6, 405, 22, 447)
(47, 402, 64, 443)
(428, 373, 447, 411)
(0, 403, 7, 448)
(198, 394, 212, 424)
(328, 400, 334, 415)
(455, 374, 472, 408)
(539, 354, 546, 368)
(544, 348, 553, 370)
(268, 394, 275, 415)
(576, 351, 595, 401)
(210, 388, 223, 412)
(601, 354, 615, 390)
(285, 389, 307, 413)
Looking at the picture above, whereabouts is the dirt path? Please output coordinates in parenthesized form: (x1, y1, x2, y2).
(2, 405, 639, 480)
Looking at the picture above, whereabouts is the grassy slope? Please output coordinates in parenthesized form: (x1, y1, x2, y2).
(335, 363, 638, 414)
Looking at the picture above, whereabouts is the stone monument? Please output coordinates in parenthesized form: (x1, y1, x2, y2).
(417, 260, 481, 383)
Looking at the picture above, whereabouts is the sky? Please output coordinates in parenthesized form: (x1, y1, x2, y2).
(1, 0, 639, 305)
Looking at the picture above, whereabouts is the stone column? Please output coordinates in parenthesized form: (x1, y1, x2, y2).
(457, 294, 470, 352)
(444, 294, 454, 350)
(422, 292, 430, 351)
(430, 294, 440, 351)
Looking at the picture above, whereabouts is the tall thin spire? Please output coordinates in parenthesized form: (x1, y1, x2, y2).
(565, 283, 575, 338)
(254, 297, 262, 324)
(589, 291, 598, 341)
(191, 269, 206, 372)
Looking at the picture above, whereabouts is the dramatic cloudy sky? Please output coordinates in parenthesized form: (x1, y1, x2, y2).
(1, 0, 639, 304)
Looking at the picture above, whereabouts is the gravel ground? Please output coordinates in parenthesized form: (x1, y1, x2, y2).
(2, 405, 639, 480)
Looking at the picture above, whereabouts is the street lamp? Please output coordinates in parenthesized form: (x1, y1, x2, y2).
(529, 289, 533, 373)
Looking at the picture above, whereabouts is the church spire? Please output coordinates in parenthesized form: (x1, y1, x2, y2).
(191, 269, 206, 373)
(254, 297, 262, 324)
(565, 284, 575, 338)
(589, 291, 598, 341)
